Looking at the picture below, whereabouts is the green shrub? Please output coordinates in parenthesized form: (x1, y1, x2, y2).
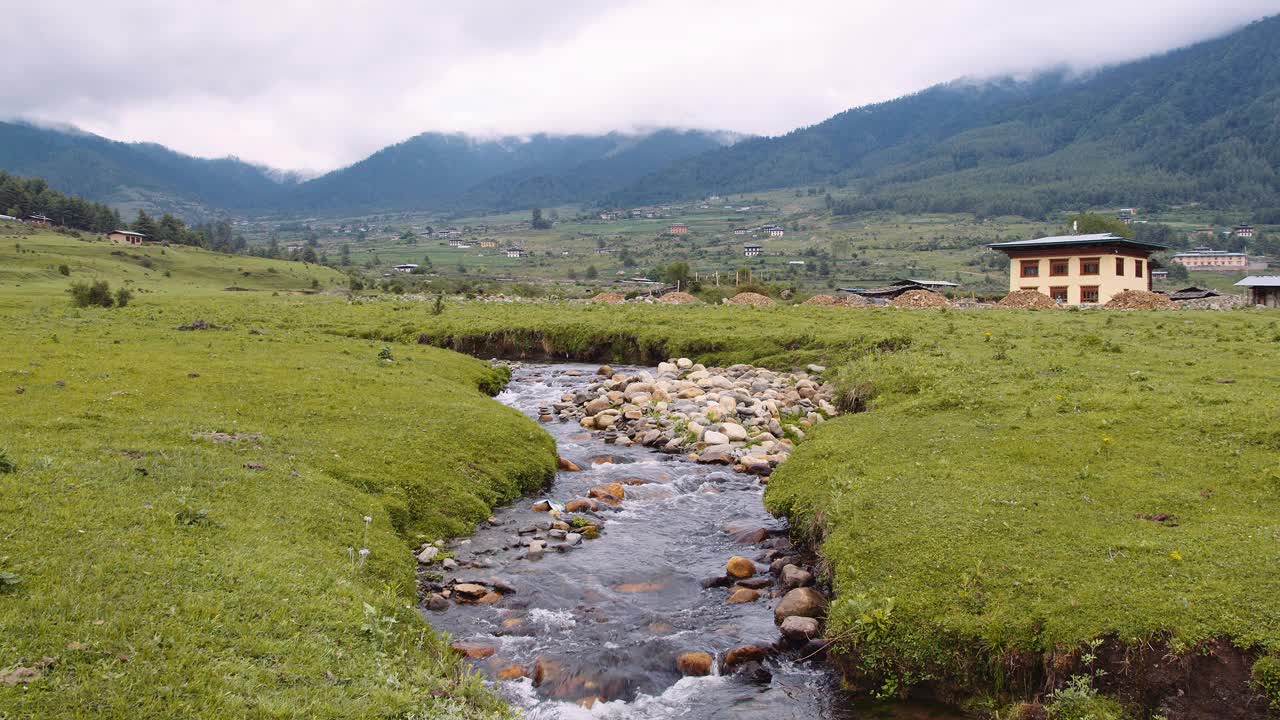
(1046, 676, 1132, 720)
(0, 448, 15, 474)
(57, 263, 70, 276)
(1252, 655, 1280, 712)
(68, 279, 115, 308)
(114, 287, 133, 308)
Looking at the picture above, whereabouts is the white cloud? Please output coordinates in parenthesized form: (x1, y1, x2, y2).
(4, 0, 1275, 170)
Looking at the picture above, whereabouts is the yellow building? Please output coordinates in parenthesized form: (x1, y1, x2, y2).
(989, 233, 1166, 305)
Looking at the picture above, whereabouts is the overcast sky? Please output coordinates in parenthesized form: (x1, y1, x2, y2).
(5, 1, 1277, 172)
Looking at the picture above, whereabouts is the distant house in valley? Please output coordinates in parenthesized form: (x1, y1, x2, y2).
(593, 247, 613, 255)
(732, 227, 750, 235)
(478, 239, 497, 248)
(0, 214, 16, 222)
(744, 244, 762, 257)
(505, 248, 526, 258)
(988, 233, 1166, 305)
(1171, 247, 1248, 271)
(108, 230, 147, 245)
(763, 225, 785, 238)
(668, 223, 689, 235)
(1236, 276, 1280, 307)
(392, 264, 418, 273)
(27, 214, 53, 228)
(1234, 224, 1256, 239)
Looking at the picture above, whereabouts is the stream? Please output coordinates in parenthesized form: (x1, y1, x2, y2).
(423, 363, 961, 719)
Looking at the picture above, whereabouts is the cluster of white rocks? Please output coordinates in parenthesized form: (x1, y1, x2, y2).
(542, 358, 838, 475)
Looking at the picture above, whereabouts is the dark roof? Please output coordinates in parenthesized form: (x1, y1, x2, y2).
(987, 233, 1166, 252)
(1168, 286, 1221, 301)
(841, 281, 930, 298)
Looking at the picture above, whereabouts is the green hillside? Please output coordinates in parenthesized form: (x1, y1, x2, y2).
(0, 225, 345, 309)
(615, 16, 1280, 217)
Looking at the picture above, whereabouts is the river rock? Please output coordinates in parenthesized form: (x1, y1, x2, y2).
(425, 593, 449, 611)
(726, 556, 755, 578)
(722, 423, 748, 442)
(558, 456, 581, 471)
(450, 640, 496, 659)
(565, 532, 582, 546)
(721, 644, 767, 669)
(442, 557, 458, 570)
(527, 540, 546, 559)
(532, 500, 552, 512)
(780, 615, 821, 641)
(697, 445, 736, 464)
(587, 482, 626, 506)
(416, 546, 439, 563)
(781, 564, 814, 588)
(726, 525, 769, 544)
(565, 498, 593, 512)
(727, 587, 760, 603)
(773, 587, 827, 624)
(676, 651, 714, 676)
(676, 358, 693, 369)
(453, 583, 489, 601)
(596, 365, 614, 376)
(702, 429, 729, 446)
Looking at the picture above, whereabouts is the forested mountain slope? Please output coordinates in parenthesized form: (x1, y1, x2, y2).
(614, 16, 1280, 216)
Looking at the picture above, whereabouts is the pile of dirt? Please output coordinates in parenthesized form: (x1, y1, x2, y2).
(588, 292, 627, 304)
(802, 294, 868, 307)
(998, 290, 1059, 309)
(657, 292, 700, 305)
(1104, 290, 1176, 310)
(1175, 295, 1247, 311)
(724, 292, 776, 307)
(889, 289, 953, 309)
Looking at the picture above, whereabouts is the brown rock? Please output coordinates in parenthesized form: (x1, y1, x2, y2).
(453, 583, 489, 601)
(780, 564, 814, 589)
(726, 526, 770, 544)
(587, 482, 626, 506)
(676, 651, 714, 676)
(727, 588, 760, 604)
(565, 498, 593, 512)
(773, 587, 827, 624)
(779, 615, 821, 641)
(533, 656, 566, 686)
(450, 640, 496, 659)
(495, 663, 528, 680)
(557, 456, 581, 471)
(475, 592, 503, 605)
(532, 500, 552, 512)
(726, 556, 755, 578)
(613, 581, 666, 593)
(721, 644, 767, 669)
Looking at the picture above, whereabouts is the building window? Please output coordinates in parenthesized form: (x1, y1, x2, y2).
(1115, 257, 1125, 276)
(1134, 259, 1144, 277)
(1020, 286, 1037, 292)
(1080, 257, 1100, 275)
(1080, 286, 1100, 303)
(1049, 286, 1068, 303)
(1049, 258, 1069, 276)
(1020, 260, 1040, 278)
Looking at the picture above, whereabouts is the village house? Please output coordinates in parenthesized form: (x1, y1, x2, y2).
(668, 223, 689, 235)
(763, 225, 785, 238)
(392, 264, 418, 273)
(988, 233, 1166, 305)
(27, 214, 53, 228)
(744, 243, 762, 257)
(1236, 276, 1280, 307)
(107, 230, 147, 245)
(505, 248, 526, 258)
(732, 227, 750, 235)
(1171, 247, 1248, 271)
(478, 239, 497, 248)
(1234, 224, 1256, 239)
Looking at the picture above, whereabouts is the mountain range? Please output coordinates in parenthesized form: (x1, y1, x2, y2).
(3, 14, 1279, 218)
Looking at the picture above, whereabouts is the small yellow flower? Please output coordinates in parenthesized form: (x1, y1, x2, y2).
(1169, 550, 1183, 562)
(1102, 436, 1113, 445)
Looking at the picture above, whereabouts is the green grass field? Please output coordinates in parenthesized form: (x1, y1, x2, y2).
(0, 232, 554, 718)
(3, 228, 1278, 716)
(341, 298, 1280, 711)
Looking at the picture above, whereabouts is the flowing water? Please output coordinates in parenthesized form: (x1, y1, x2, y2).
(423, 363, 961, 720)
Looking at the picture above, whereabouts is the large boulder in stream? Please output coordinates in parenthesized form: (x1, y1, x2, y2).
(676, 651, 714, 676)
(773, 587, 827, 624)
(726, 556, 755, 578)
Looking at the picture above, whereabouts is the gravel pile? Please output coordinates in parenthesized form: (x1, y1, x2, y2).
(1104, 290, 1176, 310)
(889, 289, 953, 309)
(588, 292, 627, 304)
(553, 359, 837, 474)
(1175, 295, 1247, 311)
(998, 290, 1059, 309)
(658, 291, 701, 305)
(801, 294, 867, 307)
(724, 292, 776, 307)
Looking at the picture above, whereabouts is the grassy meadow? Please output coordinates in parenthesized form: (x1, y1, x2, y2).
(0, 231, 555, 718)
(346, 298, 1280, 709)
(2, 226, 1278, 715)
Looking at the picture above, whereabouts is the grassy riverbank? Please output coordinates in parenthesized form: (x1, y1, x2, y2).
(0, 235, 555, 718)
(357, 298, 1280, 713)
